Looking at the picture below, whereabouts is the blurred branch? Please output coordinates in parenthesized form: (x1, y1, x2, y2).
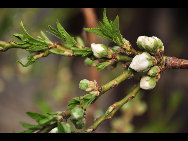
(81, 8, 100, 83)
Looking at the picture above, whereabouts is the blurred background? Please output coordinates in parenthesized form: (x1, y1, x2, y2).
(0, 8, 188, 133)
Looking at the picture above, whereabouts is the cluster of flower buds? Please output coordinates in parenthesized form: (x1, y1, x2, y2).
(129, 51, 162, 90)
(137, 36, 164, 54)
(79, 79, 100, 96)
(70, 106, 86, 129)
(91, 43, 108, 58)
(139, 66, 161, 90)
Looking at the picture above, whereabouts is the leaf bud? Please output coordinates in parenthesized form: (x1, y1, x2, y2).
(147, 66, 160, 77)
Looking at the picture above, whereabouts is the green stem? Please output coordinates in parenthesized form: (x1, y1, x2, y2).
(117, 54, 132, 62)
(101, 69, 133, 94)
(0, 41, 19, 51)
(84, 84, 140, 133)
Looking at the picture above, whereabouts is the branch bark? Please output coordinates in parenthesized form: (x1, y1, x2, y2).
(165, 56, 188, 69)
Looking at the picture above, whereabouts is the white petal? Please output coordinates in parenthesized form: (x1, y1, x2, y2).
(129, 52, 150, 72)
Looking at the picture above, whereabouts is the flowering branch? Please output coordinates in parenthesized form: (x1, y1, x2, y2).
(0, 8, 187, 133)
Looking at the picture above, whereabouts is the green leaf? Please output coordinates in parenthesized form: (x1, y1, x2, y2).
(56, 20, 77, 46)
(19, 122, 39, 129)
(47, 25, 64, 40)
(13, 33, 27, 42)
(20, 21, 48, 46)
(83, 28, 111, 41)
(96, 61, 112, 72)
(82, 96, 96, 109)
(17, 56, 36, 67)
(76, 36, 85, 47)
(84, 8, 124, 46)
(38, 116, 55, 126)
(67, 97, 81, 109)
(27, 45, 48, 52)
(26, 112, 48, 123)
(69, 46, 92, 57)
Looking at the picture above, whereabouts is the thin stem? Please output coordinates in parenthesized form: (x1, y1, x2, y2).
(84, 84, 140, 133)
(0, 41, 20, 51)
(101, 69, 133, 94)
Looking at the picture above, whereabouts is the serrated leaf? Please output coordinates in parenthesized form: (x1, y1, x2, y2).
(84, 8, 124, 46)
(10, 41, 30, 48)
(76, 37, 85, 47)
(26, 112, 48, 123)
(13, 33, 27, 42)
(67, 97, 81, 109)
(40, 31, 52, 44)
(102, 8, 111, 29)
(19, 122, 39, 129)
(38, 116, 55, 126)
(47, 25, 64, 40)
(82, 96, 96, 109)
(27, 45, 48, 52)
(83, 28, 111, 41)
(17, 56, 36, 67)
(56, 20, 77, 46)
(20, 21, 47, 46)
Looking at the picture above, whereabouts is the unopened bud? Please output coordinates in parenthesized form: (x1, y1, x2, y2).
(129, 52, 154, 72)
(70, 107, 84, 121)
(79, 79, 98, 92)
(137, 36, 164, 54)
(147, 66, 160, 77)
(91, 43, 108, 58)
(140, 76, 156, 90)
(79, 79, 89, 91)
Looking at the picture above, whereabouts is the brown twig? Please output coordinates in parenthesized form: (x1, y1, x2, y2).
(165, 56, 188, 69)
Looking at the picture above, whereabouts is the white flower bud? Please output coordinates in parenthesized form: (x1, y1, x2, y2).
(129, 52, 153, 72)
(49, 127, 58, 133)
(137, 36, 163, 53)
(140, 76, 156, 90)
(91, 43, 108, 58)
